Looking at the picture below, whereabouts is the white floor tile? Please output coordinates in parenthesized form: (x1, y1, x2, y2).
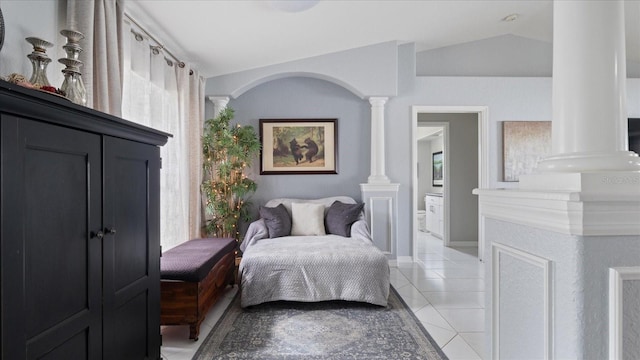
(422, 291, 484, 309)
(414, 278, 484, 292)
(460, 332, 486, 360)
(437, 308, 485, 332)
(416, 260, 456, 269)
(399, 267, 443, 283)
(397, 261, 426, 271)
(161, 286, 237, 360)
(442, 249, 480, 262)
(395, 284, 431, 312)
(442, 335, 482, 360)
(415, 252, 448, 261)
(433, 267, 484, 279)
(414, 304, 455, 331)
(390, 268, 411, 288)
(422, 323, 457, 349)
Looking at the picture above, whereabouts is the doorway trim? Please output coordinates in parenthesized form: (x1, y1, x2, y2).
(411, 106, 489, 262)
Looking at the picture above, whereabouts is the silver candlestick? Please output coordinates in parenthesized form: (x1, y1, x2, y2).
(58, 29, 87, 105)
(25, 37, 53, 86)
(58, 58, 87, 106)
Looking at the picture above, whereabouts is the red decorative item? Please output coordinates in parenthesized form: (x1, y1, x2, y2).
(40, 85, 56, 93)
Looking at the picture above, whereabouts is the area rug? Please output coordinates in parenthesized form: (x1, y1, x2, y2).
(192, 286, 448, 359)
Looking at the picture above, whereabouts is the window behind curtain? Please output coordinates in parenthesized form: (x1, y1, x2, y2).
(121, 20, 189, 251)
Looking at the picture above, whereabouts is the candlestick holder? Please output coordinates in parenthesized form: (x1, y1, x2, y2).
(58, 29, 87, 106)
(25, 37, 53, 86)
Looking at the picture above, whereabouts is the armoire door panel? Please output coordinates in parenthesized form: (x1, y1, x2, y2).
(25, 147, 91, 337)
(31, 329, 89, 360)
(110, 155, 150, 289)
(106, 292, 150, 360)
(103, 136, 161, 359)
(1, 117, 102, 360)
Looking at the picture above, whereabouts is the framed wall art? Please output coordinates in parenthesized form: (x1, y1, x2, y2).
(259, 119, 337, 175)
(502, 121, 551, 182)
(432, 151, 443, 186)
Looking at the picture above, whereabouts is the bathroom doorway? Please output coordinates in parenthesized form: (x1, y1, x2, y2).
(416, 126, 445, 239)
(411, 106, 489, 261)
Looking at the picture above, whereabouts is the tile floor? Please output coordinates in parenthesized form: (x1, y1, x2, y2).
(161, 231, 486, 360)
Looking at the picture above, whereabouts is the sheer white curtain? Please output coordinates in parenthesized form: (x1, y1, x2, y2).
(176, 65, 205, 240)
(121, 20, 203, 249)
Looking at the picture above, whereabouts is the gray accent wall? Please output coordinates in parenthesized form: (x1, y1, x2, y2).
(419, 113, 478, 244)
(205, 77, 371, 220)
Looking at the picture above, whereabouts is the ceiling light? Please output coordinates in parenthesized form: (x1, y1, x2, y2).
(502, 13, 520, 22)
(268, 0, 320, 13)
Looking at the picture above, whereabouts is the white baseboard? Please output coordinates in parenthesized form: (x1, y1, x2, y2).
(449, 241, 478, 247)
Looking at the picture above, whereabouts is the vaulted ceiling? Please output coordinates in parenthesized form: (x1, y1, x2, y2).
(126, 0, 640, 78)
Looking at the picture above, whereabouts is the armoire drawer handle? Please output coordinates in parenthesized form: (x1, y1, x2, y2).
(91, 230, 104, 239)
(105, 227, 117, 235)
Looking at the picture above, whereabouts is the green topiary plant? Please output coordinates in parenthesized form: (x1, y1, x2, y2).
(202, 107, 261, 241)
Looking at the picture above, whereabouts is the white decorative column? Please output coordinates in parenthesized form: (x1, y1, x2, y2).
(474, 1, 640, 359)
(368, 97, 390, 184)
(208, 96, 230, 117)
(361, 96, 400, 263)
(535, 0, 640, 173)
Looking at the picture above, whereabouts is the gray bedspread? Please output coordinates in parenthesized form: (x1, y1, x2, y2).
(239, 220, 390, 308)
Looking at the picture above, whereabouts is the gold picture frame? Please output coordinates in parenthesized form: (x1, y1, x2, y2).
(259, 119, 337, 175)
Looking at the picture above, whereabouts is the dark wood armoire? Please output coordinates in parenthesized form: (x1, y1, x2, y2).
(0, 80, 169, 359)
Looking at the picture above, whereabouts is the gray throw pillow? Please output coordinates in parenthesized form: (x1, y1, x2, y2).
(325, 201, 365, 237)
(259, 204, 291, 238)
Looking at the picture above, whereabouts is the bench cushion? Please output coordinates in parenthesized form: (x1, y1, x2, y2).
(161, 238, 236, 282)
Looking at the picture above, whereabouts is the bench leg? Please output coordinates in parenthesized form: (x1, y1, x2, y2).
(189, 323, 200, 341)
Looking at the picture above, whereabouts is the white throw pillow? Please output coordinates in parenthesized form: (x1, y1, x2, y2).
(290, 202, 327, 236)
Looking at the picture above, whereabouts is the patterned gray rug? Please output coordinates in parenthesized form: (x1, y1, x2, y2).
(192, 286, 448, 359)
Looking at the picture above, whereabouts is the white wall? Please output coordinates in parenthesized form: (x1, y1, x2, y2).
(205, 41, 399, 99)
(416, 33, 639, 78)
(485, 219, 640, 359)
(206, 41, 640, 257)
(417, 34, 553, 77)
(1, 1, 66, 88)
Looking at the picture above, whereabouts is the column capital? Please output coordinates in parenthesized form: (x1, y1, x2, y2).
(368, 97, 388, 106)
(208, 96, 230, 118)
(207, 96, 230, 106)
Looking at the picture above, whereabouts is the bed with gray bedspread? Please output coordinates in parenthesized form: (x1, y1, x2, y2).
(239, 197, 390, 308)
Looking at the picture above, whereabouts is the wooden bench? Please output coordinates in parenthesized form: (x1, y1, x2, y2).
(160, 237, 236, 340)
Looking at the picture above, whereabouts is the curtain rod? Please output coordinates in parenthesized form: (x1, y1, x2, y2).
(124, 12, 186, 69)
